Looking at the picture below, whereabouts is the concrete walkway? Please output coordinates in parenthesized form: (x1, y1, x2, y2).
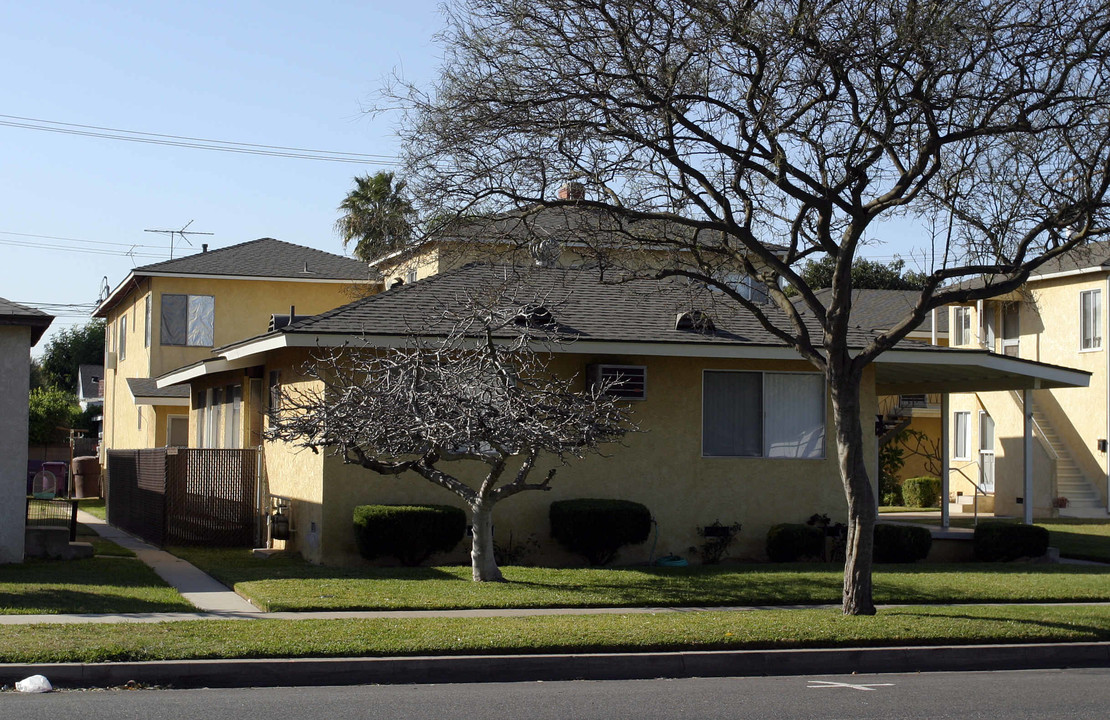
(75, 510, 261, 614)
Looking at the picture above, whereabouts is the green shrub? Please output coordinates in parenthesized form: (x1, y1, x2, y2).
(873, 523, 932, 563)
(766, 523, 825, 562)
(902, 476, 942, 508)
(974, 521, 1050, 561)
(352, 504, 466, 566)
(549, 499, 652, 565)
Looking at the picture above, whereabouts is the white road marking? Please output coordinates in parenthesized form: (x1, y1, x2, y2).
(807, 680, 895, 691)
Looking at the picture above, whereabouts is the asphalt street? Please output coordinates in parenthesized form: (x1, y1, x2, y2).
(2, 668, 1109, 720)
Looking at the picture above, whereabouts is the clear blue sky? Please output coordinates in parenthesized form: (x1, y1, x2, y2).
(1, 0, 927, 354)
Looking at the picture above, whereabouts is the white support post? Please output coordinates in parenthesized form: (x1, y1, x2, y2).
(941, 393, 950, 529)
(1023, 388, 1034, 525)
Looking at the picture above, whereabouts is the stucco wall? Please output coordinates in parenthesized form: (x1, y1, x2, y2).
(261, 349, 878, 566)
(0, 326, 32, 563)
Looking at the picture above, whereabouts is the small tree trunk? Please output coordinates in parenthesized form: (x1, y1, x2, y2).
(829, 367, 878, 615)
(469, 498, 504, 582)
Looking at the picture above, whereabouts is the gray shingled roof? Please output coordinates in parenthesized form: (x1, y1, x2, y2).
(0, 297, 53, 345)
(807, 289, 949, 335)
(948, 239, 1110, 293)
(127, 377, 189, 400)
(133, 238, 371, 280)
(278, 263, 878, 349)
(374, 205, 787, 267)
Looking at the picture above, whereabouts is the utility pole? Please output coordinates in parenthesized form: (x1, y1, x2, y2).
(144, 220, 213, 259)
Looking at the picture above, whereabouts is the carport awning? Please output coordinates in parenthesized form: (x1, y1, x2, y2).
(874, 348, 1090, 394)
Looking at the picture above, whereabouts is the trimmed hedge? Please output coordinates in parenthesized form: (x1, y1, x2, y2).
(903, 476, 942, 508)
(874, 523, 932, 563)
(766, 523, 825, 562)
(549, 498, 652, 565)
(352, 504, 466, 566)
(974, 521, 1050, 561)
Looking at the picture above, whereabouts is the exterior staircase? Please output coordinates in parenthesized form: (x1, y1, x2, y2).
(1031, 409, 1108, 516)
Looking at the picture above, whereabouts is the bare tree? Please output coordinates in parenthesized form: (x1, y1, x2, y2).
(390, 0, 1110, 613)
(264, 284, 635, 581)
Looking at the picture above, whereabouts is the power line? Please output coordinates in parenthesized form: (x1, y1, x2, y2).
(0, 113, 403, 165)
(0, 229, 166, 249)
(0, 237, 167, 259)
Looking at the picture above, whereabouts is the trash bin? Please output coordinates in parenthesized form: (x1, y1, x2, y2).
(71, 456, 101, 499)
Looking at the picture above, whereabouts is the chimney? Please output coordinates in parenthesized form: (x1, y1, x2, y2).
(202, 244, 208, 253)
(557, 182, 585, 201)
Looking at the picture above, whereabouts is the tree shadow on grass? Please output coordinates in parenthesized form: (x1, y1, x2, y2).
(892, 608, 1110, 642)
(0, 584, 194, 614)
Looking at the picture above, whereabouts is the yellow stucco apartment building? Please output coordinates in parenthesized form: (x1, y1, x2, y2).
(94, 238, 375, 453)
(159, 263, 1086, 565)
(946, 241, 1110, 519)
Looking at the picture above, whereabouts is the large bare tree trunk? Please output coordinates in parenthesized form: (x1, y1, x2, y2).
(469, 498, 504, 582)
(829, 368, 878, 615)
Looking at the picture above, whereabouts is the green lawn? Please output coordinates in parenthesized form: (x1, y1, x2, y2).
(171, 547, 1110, 612)
(77, 498, 106, 520)
(76, 523, 135, 558)
(0, 604, 1107, 664)
(0, 557, 193, 614)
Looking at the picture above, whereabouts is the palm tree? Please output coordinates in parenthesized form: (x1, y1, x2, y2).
(335, 171, 415, 262)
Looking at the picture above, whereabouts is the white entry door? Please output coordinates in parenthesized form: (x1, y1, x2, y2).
(979, 411, 996, 493)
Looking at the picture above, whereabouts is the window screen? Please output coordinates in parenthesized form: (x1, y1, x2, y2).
(702, 371, 762, 457)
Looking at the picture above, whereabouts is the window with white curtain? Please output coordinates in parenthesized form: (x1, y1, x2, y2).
(953, 307, 971, 346)
(953, 411, 971, 460)
(205, 387, 221, 448)
(1081, 289, 1102, 351)
(118, 314, 127, 361)
(224, 385, 242, 449)
(702, 371, 825, 459)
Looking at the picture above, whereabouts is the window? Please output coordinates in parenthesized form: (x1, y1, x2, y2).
(195, 391, 207, 448)
(1081, 289, 1102, 351)
(161, 294, 214, 346)
(702, 371, 825, 459)
(953, 307, 971, 346)
(716, 272, 770, 304)
(406, 268, 418, 284)
(1001, 303, 1020, 356)
(268, 370, 282, 416)
(953, 411, 971, 460)
(137, 406, 142, 431)
(205, 388, 221, 448)
(224, 385, 242, 449)
(144, 294, 152, 348)
(118, 314, 127, 361)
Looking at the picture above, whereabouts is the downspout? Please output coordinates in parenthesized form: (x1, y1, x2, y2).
(1105, 275, 1109, 513)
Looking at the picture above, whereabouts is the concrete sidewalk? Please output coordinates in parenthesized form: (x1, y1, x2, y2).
(76, 510, 261, 614)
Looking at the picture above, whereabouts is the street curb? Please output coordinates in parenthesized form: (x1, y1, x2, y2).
(3, 642, 1109, 689)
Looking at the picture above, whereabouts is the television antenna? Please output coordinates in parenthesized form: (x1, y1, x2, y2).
(144, 220, 213, 259)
